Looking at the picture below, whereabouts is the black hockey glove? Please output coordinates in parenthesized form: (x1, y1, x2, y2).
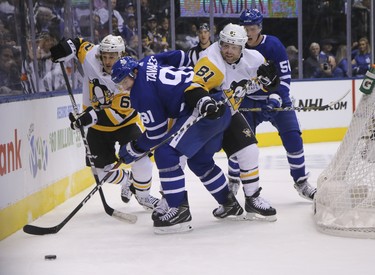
(257, 60, 280, 92)
(196, 96, 225, 120)
(50, 38, 78, 63)
(69, 107, 98, 130)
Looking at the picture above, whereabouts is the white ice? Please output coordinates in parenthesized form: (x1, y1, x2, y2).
(0, 142, 374, 275)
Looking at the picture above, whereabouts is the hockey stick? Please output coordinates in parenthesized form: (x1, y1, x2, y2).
(58, 62, 136, 222)
(22, 64, 137, 236)
(239, 89, 351, 112)
(22, 161, 135, 235)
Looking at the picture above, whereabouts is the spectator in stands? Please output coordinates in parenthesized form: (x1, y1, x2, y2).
(176, 22, 199, 51)
(94, 0, 124, 34)
(185, 22, 199, 49)
(286, 45, 299, 79)
(111, 14, 121, 36)
(140, 0, 151, 25)
(0, 0, 15, 15)
(111, 0, 124, 33)
(122, 2, 135, 21)
(128, 33, 139, 58)
(0, 44, 22, 95)
(143, 14, 162, 52)
(121, 13, 137, 46)
(0, 1, 15, 33)
(22, 32, 61, 93)
(303, 42, 328, 78)
(0, 27, 16, 46)
(33, 0, 64, 19)
(320, 38, 335, 59)
(140, 32, 155, 58)
(352, 37, 371, 77)
(34, 5, 62, 39)
(156, 16, 171, 52)
(333, 45, 349, 77)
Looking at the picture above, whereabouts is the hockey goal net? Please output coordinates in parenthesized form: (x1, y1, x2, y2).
(314, 87, 375, 238)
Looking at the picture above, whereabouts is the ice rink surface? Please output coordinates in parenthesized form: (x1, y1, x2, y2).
(1, 142, 374, 275)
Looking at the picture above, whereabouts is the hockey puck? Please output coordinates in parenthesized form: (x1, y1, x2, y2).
(44, 255, 57, 260)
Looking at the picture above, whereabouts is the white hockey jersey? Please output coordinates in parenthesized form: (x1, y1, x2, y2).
(186, 41, 266, 113)
(75, 40, 140, 132)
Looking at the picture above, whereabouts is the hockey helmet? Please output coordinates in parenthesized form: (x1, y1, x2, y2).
(99, 34, 125, 56)
(219, 23, 247, 50)
(111, 56, 139, 84)
(239, 9, 263, 26)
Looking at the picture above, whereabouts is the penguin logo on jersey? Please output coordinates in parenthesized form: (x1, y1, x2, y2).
(242, 128, 253, 138)
(90, 78, 114, 109)
(224, 79, 250, 110)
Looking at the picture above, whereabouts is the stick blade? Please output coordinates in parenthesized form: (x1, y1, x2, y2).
(23, 224, 60, 235)
(112, 210, 137, 224)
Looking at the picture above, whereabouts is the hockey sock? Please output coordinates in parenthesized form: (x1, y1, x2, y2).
(228, 157, 240, 178)
(98, 165, 128, 185)
(198, 165, 229, 205)
(281, 131, 307, 181)
(159, 165, 186, 208)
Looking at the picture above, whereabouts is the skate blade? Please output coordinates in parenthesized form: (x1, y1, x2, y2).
(239, 212, 277, 222)
(153, 222, 193, 235)
(121, 195, 132, 203)
(141, 204, 154, 211)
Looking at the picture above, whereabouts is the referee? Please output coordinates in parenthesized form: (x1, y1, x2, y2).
(187, 23, 212, 66)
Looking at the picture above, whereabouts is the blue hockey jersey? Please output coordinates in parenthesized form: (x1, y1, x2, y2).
(246, 34, 292, 104)
(129, 50, 194, 150)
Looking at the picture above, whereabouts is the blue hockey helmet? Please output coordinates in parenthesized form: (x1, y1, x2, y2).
(239, 8, 263, 26)
(111, 56, 139, 84)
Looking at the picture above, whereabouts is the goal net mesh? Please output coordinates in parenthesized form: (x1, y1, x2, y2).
(314, 89, 375, 238)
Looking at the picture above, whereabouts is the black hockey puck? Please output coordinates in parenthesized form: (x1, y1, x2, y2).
(44, 255, 57, 260)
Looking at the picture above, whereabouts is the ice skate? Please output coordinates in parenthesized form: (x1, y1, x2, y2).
(243, 187, 277, 222)
(153, 192, 193, 234)
(152, 195, 169, 221)
(120, 171, 134, 203)
(212, 192, 244, 219)
(135, 193, 160, 211)
(294, 176, 317, 201)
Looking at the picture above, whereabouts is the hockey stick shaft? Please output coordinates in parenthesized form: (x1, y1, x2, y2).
(22, 65, 137, 235)
(132, 113, 208, 164)
(58, 62, 135, 222)
(22, 161, 135, 235)
(239, 89, 351, 112)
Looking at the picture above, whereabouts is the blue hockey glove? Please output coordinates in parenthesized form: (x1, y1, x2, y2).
(69, 107, 98, 130)
(196, 96, 225, 119)
(261, 94, 282, 120)
(119, 141, 145, 164)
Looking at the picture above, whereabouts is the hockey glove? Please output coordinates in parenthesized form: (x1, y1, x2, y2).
(261, 94, 282, 120)
(119, 140, 145, 164)
(50, 38, 78, 63)
(257, 60, 280, 92)
(69, 107, 98, 130)
(196, 96, 225, 120)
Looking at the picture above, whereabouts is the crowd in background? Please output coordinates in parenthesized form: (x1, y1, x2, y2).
(0, 0, 373, 96)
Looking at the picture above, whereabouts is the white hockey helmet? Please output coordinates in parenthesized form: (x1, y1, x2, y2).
(99, 34, 125, 56)
(219, 23, 247, 50)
